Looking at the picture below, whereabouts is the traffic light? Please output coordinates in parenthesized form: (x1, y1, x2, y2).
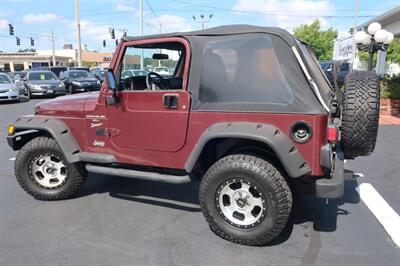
(115, 40, 119, 46)
(30, 38, 34, 46)
(16, 37, 20, 46)
(123, 31, 127, 37)
(111, 28, 115, 39)
(8, 24, 14, 36)
(103, 40, 106, 47)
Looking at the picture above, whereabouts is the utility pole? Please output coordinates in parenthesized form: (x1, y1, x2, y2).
(193, 14, 213, 30)
(75, 0, 83, 67)
(140, 0, 144, 70)
(51, 30, 56, 66)
(351, 0, 360, 67)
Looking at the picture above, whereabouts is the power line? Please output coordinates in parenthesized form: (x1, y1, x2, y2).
(145, 0, 168, 32)
(173, 0, 379, 18)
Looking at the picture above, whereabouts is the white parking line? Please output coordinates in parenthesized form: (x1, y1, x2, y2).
(9, 157, 15, 161)
(356, 183, 400, 248)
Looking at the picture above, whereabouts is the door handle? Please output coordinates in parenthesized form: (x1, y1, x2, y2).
(163, 94, 179, 109)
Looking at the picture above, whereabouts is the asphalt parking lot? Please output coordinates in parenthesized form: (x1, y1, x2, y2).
(0, 98, 399, 266)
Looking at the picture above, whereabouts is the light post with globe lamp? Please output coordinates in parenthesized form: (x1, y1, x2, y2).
(354, 22, 394, 71)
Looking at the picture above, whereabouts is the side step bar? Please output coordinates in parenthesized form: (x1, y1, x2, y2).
(85, 164, 192, 184)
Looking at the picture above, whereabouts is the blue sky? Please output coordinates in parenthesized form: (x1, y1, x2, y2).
(0, 0, 399, 52)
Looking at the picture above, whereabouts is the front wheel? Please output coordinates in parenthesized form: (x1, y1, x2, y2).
(14, 137, 86, 200)
(199, 154, 292, 246)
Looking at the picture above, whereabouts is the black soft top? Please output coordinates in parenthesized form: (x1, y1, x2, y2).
(122, 24, 296, 46)
(122, 25, 332, 114)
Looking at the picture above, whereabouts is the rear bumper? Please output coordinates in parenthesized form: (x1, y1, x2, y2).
(315, 144, 352, 198)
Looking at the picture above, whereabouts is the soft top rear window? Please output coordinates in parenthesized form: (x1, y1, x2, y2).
(297, 41, 334, 104)
(191, 33, 325, 114)
(199, 35, 293, 104)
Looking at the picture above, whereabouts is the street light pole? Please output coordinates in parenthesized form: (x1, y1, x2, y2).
(140, 0, 144, 70)
(75, 0, 83, 67)
(354, 22, 394, 72)
(351, 0, 360, 66)
(51, 30, 56, 67)
(192, 14, 213, 30)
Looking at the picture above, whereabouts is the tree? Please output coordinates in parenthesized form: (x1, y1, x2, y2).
(293, 20, 338, 60)
(386, 38, 400, 63)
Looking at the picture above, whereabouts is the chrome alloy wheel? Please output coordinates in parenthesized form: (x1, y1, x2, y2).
(215, 179, 267, 228)
(29, 154, 68, 189)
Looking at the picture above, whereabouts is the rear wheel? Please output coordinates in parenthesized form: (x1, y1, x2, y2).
(341, 71, 380, 159)
(14, 137, 86, 200)
(199, 154, 292, 246)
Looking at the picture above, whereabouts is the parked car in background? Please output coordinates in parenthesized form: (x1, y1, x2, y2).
(13, 71, 29, 82)
(69, 67, 91, 72)
(18, 71, 65, 98)
(90, 68, 106, 83)
(320, 60, 351, 87)
(7, 72, 17, 80)
(121, 69, 148, 79)
(60, 70, 101, 94)
(153, 66, 170, 76)
(49, 67, 68, 78)
(0, 73, 25, 102)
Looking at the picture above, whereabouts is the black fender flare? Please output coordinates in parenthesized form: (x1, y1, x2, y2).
(184, 122, 311, 178)
(8, 116, 81, 163)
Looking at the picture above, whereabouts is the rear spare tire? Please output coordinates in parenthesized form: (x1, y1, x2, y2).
(341, 71, 380, 159)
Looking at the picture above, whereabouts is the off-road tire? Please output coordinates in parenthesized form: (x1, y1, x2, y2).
(341, 71, 380, 159)
(199, 154, 292, 246)
(14, 137, 86, 200)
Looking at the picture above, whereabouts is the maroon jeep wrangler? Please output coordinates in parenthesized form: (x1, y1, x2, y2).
(7, 25, 380, 246)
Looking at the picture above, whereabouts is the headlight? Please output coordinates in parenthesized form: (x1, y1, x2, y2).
(58, 83, 65, 88)
(96, 80, 100, 84)
(8, 86, 17, 92)
(31, 84, 41, 89)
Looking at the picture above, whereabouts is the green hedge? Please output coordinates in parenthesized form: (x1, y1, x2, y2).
(381, 76, 400, 99)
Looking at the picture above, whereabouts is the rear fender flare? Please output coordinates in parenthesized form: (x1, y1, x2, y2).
(185, 122, 311, 178)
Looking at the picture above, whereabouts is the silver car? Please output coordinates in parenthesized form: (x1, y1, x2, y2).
(0, 73, 24, 102)
(22, 71, 65, 98)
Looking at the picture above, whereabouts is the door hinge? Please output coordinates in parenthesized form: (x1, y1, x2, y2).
(106, 128, 121, 137)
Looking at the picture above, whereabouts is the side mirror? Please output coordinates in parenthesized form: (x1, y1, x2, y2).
(105, 70, 118, 105)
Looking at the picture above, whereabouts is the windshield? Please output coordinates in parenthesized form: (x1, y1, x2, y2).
(0, 74, 12, 84)
(69, 71, 91, 79)
(28, 72, 58, 81)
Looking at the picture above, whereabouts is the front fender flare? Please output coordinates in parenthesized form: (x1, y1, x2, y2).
(8, 116, 81, 163)
(184, 122, 311, 178)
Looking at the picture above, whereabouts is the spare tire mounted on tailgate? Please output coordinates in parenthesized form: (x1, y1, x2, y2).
(341, 70, 380, 159)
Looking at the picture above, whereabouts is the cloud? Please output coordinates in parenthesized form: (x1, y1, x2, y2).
(22, 13, 63, 24)
(0, 19, 9, 29)
(148, 14, 192, 33)
(233, 0, 335, 31)
(68, 20, 114, 42)
(114, 0, 139, 13)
